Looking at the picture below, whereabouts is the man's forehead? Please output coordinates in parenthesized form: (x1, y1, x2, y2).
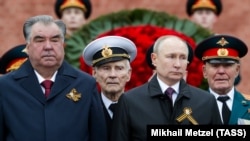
(160, 41, 188, 52)
(32, 34, 61, 39)
(31, 24, 61, 38)
(98, 59, 128, 67)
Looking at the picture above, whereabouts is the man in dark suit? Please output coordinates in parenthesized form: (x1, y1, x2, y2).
(82, 36, 137, 141)
(0, 15, 107, 141)
(111, 35, 222, 141)
(195, 34, 250, 124)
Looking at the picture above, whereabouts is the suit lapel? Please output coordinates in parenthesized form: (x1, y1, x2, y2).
(14, 61, 77, 103)
(14, 61, 47, 104)
(47, 62, 77, 100)
(47, 74, 70, 100)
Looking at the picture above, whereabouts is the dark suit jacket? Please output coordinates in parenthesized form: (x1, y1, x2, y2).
(102, 100, 113, 141)
(111, 75, 222, 141)
(0, 60, 107, 141)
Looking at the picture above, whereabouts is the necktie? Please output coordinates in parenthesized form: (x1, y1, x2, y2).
(165, 87, 175, 101)
(217, 96, 231, 124)
(109, 103, 118, 114)
(41, 80, 53, 98)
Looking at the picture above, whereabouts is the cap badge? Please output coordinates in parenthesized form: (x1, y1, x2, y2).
(176, 107, 198, 125)
(216, 37, 229, 47)
(101, 45, 113, 58)
(217, 48, 229, 56)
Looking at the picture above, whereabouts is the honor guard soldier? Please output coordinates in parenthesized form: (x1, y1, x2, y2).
(82, 35, 137, 141)
(186, 0, 222, 31)
(195, 34, 250, 124)
(54, 0, 92, 37)
(0, 44, 28, 74)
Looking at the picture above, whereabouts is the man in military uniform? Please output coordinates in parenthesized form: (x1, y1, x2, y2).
(0, 44, 28, 75)
(54, 0, 92, 68)
(186, 0, 222, 31)
(54, 0, 92, 37)
(82, 36, 137, 141)
(186, 0, 242, 85)
(195, 34, 250, 124)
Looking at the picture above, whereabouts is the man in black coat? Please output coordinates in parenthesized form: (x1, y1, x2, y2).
(111, 35, 222, 141)
(82, 35, 137, 141)
(0, 15, 107, 141)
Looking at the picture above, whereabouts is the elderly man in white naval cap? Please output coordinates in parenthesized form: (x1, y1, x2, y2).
(82, 35, 137, 141)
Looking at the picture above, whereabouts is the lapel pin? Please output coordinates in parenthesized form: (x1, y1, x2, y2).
(176, 107, 198, 125)
(66, 88, 81, 102)
(241, 100, 249, 106)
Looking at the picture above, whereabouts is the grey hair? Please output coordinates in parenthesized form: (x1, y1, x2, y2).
(23, 15, 66, 43)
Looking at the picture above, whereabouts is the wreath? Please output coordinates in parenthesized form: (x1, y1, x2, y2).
(65, 8, 212, 90)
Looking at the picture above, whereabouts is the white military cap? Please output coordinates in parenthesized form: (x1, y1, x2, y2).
(82, 36, 137, 66)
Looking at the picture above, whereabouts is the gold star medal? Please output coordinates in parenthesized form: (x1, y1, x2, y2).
(176, 107, 198, 125)
(66, 88, 81, 102)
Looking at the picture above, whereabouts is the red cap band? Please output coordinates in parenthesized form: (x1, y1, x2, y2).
(202, 47, 239, 60)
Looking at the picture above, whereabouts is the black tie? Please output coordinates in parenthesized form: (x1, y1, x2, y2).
(217, 96, 231, 124)
(109, 103, 118, 114)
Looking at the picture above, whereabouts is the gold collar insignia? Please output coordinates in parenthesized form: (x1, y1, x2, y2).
(66, 88, 81, 102)
(176, 107, 198, 125)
